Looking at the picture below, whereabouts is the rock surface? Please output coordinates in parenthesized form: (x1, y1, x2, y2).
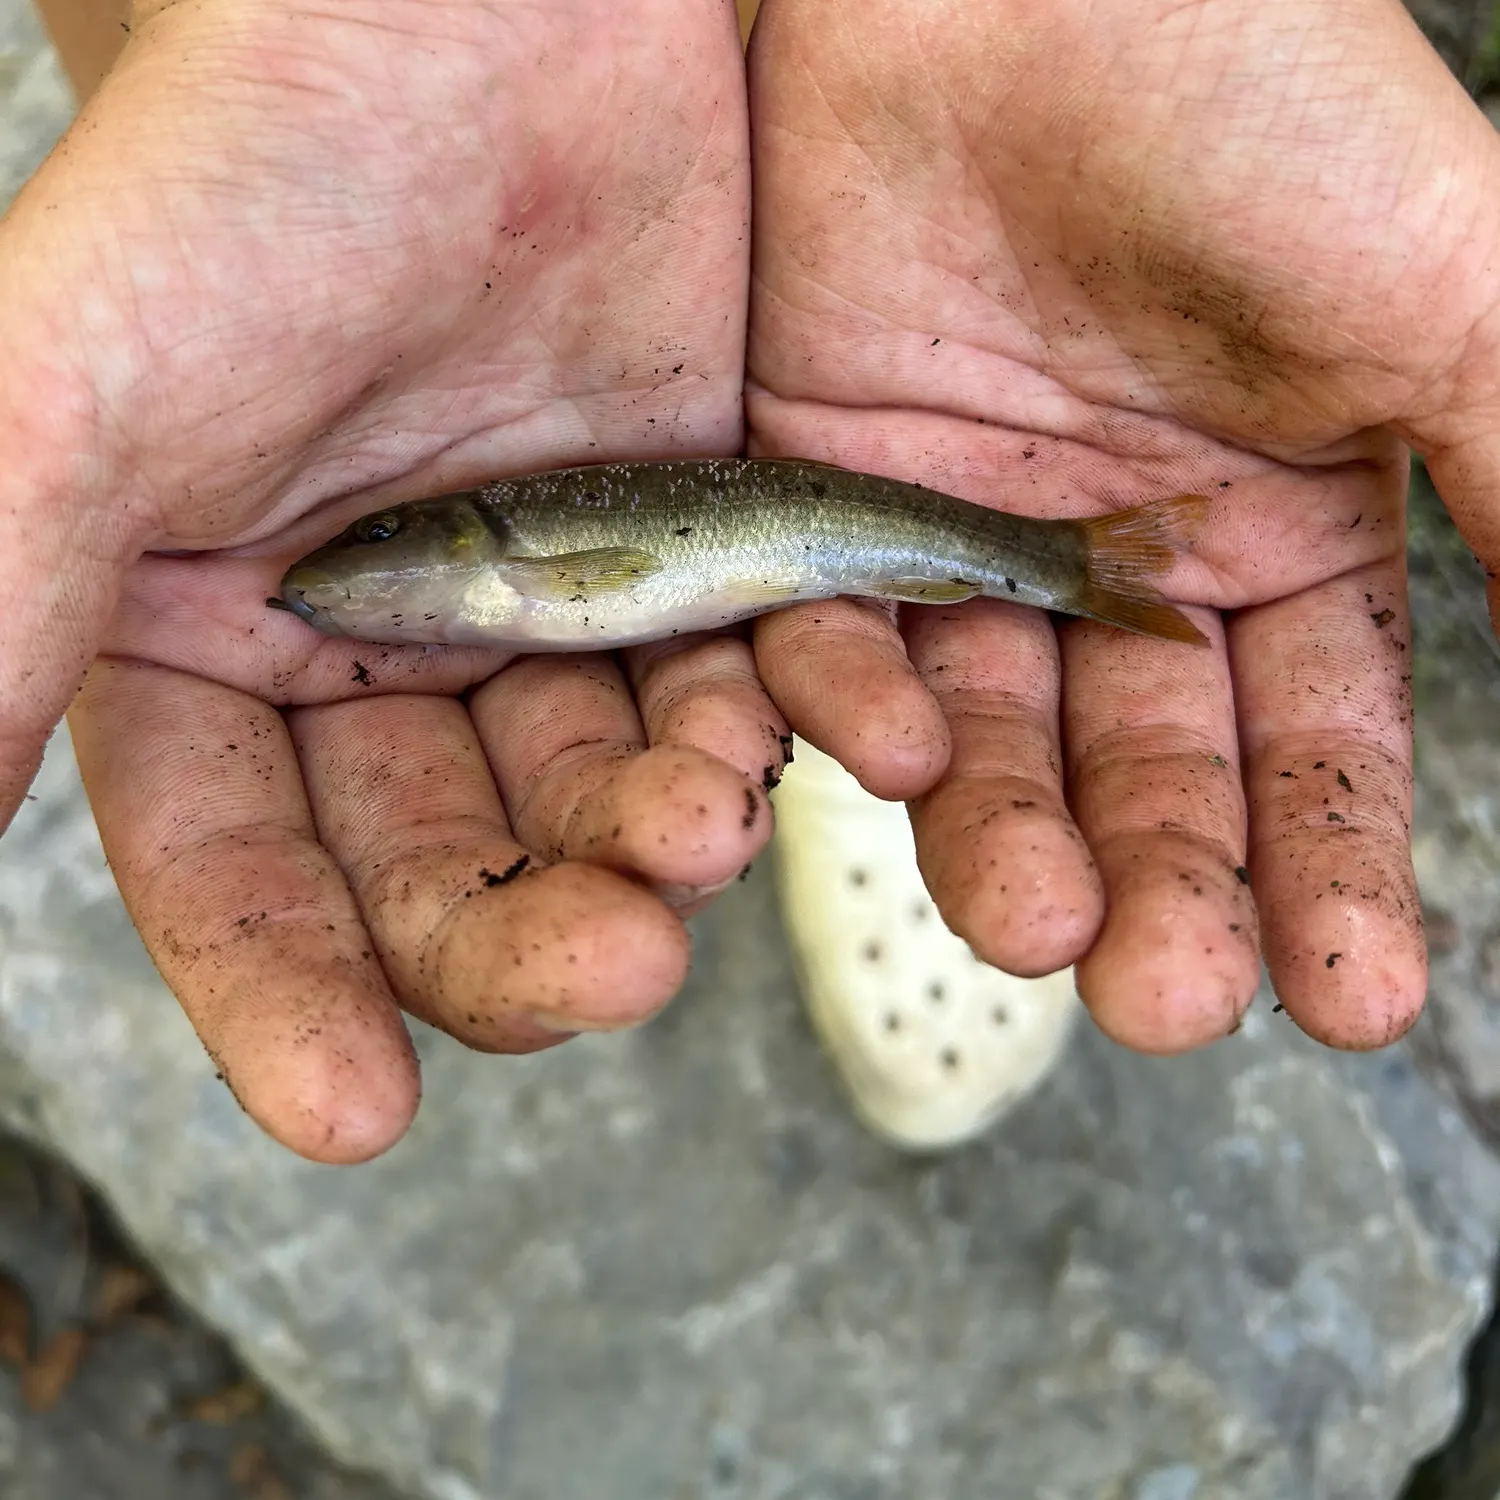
(0, 719, 1497, 1500)
(0, 0, 66, 204)
(0, 1132, 400, 1500)
(1405, 460, 1500, 1146)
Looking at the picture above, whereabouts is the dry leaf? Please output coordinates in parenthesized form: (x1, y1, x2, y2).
(92, 1263, 156, 1325)
(21, 1326, 87, 1411)
(228, 1444, 266, 1484)
(0, 1271, 31, 1367)
(127, 1310, 176, 1342)
(230, 1442, 293, 1500)
(181, 1379, 265, 1424)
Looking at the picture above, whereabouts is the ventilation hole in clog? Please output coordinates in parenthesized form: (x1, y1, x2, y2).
(991, 1005, 1009, 1026)
(927, 981, 946, 1003)
(911, 903, 929, 922)
(862, 940, 883, 963)
(939, 1048, 961, 1070)
(884, 1012, 902, 1032)
(849, 867, 869, 887)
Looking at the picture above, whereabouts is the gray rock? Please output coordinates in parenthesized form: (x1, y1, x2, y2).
(1405, 460, 1500, 1136)
(0, 0, 70, 208)
(0, 1133, 401, 1500)
(1380, 473, 1500, 1500)
(0, 720, 1497, 1500)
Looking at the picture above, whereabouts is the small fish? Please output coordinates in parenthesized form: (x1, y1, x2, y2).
(276, 458, 1210, 649)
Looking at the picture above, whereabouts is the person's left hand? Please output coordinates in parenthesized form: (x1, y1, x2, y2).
(742, 0, 1500, 1055)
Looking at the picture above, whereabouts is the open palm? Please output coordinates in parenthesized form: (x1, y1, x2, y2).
(1, 0, 772, 1160)
(746, 0, 1500, 1051)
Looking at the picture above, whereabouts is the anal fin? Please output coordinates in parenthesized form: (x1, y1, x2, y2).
(855, 576, 983, 604)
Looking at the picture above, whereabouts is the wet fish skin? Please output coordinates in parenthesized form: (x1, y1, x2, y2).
(278, 458, 1209, 650)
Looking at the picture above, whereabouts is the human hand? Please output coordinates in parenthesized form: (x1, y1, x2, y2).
(2, 0, 773, 1161)
(745, 0, 1500, 1052)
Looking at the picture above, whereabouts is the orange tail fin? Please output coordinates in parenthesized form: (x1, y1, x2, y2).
(1074, 494, 1211, 646)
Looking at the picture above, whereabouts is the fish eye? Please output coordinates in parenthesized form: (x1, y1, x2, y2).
(355, 512, 401, 544)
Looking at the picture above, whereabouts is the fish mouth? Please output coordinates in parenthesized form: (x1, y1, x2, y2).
(279, 566, 351, 631)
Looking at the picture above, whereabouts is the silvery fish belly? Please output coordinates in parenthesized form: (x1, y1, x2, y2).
(276, 457, 1211, 650)
(452, 490, 834, 649)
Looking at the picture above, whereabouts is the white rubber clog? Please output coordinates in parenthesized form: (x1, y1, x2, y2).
(772, 737, 1081, 1152)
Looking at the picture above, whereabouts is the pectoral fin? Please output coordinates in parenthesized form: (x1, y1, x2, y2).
(506, 547, 662, 597)
(857, 576, 983, 604)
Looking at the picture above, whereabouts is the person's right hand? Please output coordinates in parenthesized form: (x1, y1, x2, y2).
(1, 0, 774, 1162)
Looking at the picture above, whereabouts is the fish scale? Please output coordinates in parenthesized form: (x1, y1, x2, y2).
(276, 458, 1211, 651)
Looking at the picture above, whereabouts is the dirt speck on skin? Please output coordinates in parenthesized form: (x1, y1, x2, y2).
(742, 787, 760, 829)
(1233, 866, 1249, 885)
(1371, 608, 1395, 628)
(1326, 951, 1342, 968)
(479, 855, 530, 888)
(762, 763, 781, 792)
(350, 660, 374, 686)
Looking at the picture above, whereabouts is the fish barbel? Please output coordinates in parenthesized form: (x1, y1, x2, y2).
(276, 458, 1210, 649)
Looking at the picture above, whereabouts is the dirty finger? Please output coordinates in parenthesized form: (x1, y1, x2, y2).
(1060, 607, 1260, 1052)
(753, 597, 951, 799)
(471, 653, 774, 911)
(68, 659, 420, 1164)
(289, 692, 692, 1049)
(904, 599, 1103, 975)
(1230, 560, 1423, 1047)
